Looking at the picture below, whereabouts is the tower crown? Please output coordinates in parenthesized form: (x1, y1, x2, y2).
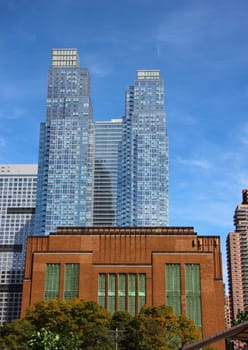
(136, 70, 160, 80)
(51, 49, 79, 67)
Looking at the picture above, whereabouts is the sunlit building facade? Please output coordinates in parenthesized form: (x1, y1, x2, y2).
(34, 50, 169, 230)
(93, 119, 122, 226)
(226, 189, 248, 323)
(226, 231, 243, 323)
(35, 49, 93, 236)
(0, 164, 37, 325)
(237, 189, 248, 308)
(21, 226, 225, 350)
(118, 70, 169, 226)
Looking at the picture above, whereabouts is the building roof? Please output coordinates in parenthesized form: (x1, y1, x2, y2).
(182, 321, 248, 350)
(52, 226, 197, 236)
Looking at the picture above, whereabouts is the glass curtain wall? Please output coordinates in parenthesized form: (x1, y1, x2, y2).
(118, 70, 169, 226)
(35, 49, 93, 236)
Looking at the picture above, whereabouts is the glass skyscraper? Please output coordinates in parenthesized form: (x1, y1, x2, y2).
(35, 49, 93, 235)
(35, 50, 168, 232)
(93, 119, 122, 226)
(118, 70, 169, 226)
(0, 164, 37, 325)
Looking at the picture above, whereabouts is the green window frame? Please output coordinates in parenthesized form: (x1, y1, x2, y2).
(108, 274, 116, 312)
(165, 264, 181, 315)
(44, 263, 60, 300)
(118, 274, 126, 311)
(138, 274, 146, 311)
(128, 274, 136, 315)
(98, 273, 106, 308)
(64, 263, 79, 300)
(185, 264, 202, 329)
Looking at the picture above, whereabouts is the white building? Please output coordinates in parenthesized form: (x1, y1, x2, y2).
(0, 164, 37, 325)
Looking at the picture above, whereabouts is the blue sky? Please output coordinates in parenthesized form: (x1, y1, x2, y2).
(1, 0, 248, 280)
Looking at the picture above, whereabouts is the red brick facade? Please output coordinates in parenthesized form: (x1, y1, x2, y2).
(21, 226, 225, 350)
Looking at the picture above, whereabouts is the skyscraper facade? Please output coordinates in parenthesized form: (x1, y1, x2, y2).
(226, 231, 243, 322)
(35, 50, 169, 233)
(93, 119, 122, 226)
(35, 49, 93, 236)
(0, 164, 37, 325)
(226, 189, 248, 323)
(118, 70, 169, 226)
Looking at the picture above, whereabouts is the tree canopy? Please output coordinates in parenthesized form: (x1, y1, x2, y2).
(122, 305, 201, 350)
(0, 299, 201, 350)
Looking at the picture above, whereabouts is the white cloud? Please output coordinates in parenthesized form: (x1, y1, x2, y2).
(176, 157, 212, 170)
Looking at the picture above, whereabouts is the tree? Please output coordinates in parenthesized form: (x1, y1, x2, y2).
(1, 301, 201, 350)
(27, 328, 82, 350)
(25, 299, 113, 349)
(27, 328, 59, 350)
(235, 307, 248, 325)
(110, 311, 133, 330)
(0, 318, 35, 350)
(25, 299, 110, 331)
(110, 311, 133, 350)
(178, 315, 201, 348)
(122, 305, 201, 350)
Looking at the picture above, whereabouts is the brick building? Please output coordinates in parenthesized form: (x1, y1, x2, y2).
(21, 226, 225, 350)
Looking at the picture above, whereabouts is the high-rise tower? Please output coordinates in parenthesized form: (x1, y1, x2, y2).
(227, 189, 248, 323)
(226, 231, 243, 323)
(0, 164, 37, 325)
(93, 119, 122, 226)
(35, 49, 93, 235)
(118, 70, 169, 226)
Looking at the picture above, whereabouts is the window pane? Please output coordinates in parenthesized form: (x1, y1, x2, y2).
(138, 274, 146, 311)
(185, 264, 202, 329)
(165, 264, 181, 315)
(128, 274, 136, 314)
(64, 263, 79, 300)
(118, 274, 126, 311)
(98, 273, 106, 308)
(108, 274, 116, 312)
(44, 264, 60, 300)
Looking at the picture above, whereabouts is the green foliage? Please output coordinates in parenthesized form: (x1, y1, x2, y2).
(122, 305, 201, 350)
(28, 328, 59, 350)
(0, 300, 201, 350)
(27, 328, 82, 350)
(178, 315, 201, 347)
(0, 318, 35, 349)
(110, 311, 134, 330)
(25, 298, 111, 333)
(25, 299, 113, 349)
(235, 307, 248, 324)
(109, 312, 133, 350)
